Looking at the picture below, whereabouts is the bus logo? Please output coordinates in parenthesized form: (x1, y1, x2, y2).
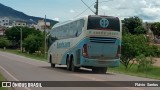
(100, 18, 109, 28)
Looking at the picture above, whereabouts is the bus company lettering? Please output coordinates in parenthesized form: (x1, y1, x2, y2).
(89, 31, 119, 36)
(57, 42, 70, 48)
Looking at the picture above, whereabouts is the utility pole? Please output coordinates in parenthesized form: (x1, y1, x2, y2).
(44, 15, 46, 57)
(95, 0, 98, 15)
(14, 27, 23, 52)
(20, 28, 23, 52)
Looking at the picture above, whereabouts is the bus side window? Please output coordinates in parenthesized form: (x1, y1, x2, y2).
(56, 28, 60, 39)
(77, 19, 84, 36)
(73, 21, 78, 37)
(70, 22, 75, 38)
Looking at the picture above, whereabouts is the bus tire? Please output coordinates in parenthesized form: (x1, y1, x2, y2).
(92, 67, 98, 73)
(50, 55, 55, 68)
(99, 67, 107, 74)
(51, 63, 55, 68)
(92, 67, 107, 74)
(66, 57, 71, 71)
(71, 57, 78, 72)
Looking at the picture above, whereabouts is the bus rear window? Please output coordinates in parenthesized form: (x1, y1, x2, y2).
(87, 16, 120, 31)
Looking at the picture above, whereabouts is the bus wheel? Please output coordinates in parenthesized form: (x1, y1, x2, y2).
(92, 68, 98, 73)
(50, 55, 55, 68)
(67, 57, 71, 71)
(92, 67, 107, 74)
(51, 63, 55, 68)
(71, 58, 78, 72)
(99, 67, 107, 74)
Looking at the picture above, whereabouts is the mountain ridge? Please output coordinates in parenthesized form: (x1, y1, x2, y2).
(0, 3, 58, 25)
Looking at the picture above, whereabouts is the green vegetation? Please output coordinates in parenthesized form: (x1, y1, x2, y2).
(0, 73, 8, 90)
(118, 16, 160, 79)
(121, 34, 160, 69)
(151, 22, 160, 37)
(5, 26, 42, 43)
(122, 16, 146, 35)
(24, 34, 43, 53)
(109, 64, 160, 80)
(0, 37, 10, 48)
(4, 26, 45, 54)
(136, 55, 154, 71)
(0, 73, 5, 81)
(122, 16, 160, 70)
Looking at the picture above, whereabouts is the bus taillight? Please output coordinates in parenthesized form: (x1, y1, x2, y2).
(82, 44, 88, 58)
(115, 45, 121, 58)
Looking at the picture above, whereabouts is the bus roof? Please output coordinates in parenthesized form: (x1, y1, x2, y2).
(51, 15, 119, 29)
(51, 16, 89, 29)
(88, 15, 119, 18)
(51, 20, 72, 29)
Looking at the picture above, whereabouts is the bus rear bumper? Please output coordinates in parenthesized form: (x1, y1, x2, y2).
(80, 58, 120, 67)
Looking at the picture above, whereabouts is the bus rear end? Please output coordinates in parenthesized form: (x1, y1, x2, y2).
(81, 15, 121, 73)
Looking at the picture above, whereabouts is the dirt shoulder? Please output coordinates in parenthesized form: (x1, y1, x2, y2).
(153, 58, 160, 67)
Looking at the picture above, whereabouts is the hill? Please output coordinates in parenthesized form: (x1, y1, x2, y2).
(0, 3, 58, 25)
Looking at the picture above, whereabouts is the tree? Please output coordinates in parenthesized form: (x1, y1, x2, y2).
(122, 25, 129, 35)
(0, 37, 10, 48)
(121, 34, 160, 69)
(23, 34, 43, 53)
(150, 22, 160, 37)
(121, 34, 149, 69)
(5, 26, 42, 48)
(122, 16, 146, 35)
(134, 26, 147, 34)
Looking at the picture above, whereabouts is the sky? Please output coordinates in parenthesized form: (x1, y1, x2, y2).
(0, 0, 160, 22)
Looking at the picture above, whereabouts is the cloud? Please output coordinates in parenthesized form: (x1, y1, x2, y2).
(69, 9, 75, 13)
(100, 5, 109, 10)
(139, 7, 160, 21)
(98, 0, 160, 22)
(139, 0, 147, 6)
(53, 18, 59, 21)
(41, 0, 160, 22)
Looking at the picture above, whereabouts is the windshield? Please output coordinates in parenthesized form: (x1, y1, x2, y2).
(87, 16, 120, 31)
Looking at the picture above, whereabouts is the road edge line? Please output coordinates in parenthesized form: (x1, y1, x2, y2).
(0, 65, 31, 90)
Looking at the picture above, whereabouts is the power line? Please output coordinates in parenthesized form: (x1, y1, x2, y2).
(81, 0, 95, 14)
(74, 0, 113, 19)
(73, 2, 95, 19)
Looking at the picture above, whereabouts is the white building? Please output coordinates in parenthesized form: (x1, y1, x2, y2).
(0, 17, 10, 35)
(0, 27, 5, 35)
(12, 21, 27, 27)
(34, 20, 50, 31)
(0, 17, 10, 27)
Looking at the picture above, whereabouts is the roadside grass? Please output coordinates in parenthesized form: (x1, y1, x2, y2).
(0, 73, 8, 90)
(0, 48, 47, 61)
(109, 64, 160, 80)
(0, 48, 160, 80)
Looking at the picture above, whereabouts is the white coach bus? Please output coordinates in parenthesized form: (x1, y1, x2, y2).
(47, 15, 122, 73)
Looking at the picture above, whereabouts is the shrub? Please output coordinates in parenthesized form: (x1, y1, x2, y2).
(121, 34, 148, 69)
(0, 37, 10, 48)
(145, 45, 160, 57)
(23, 34, 43, 53)
(136, 55, 154, 71)
(121, 34, 159, 69)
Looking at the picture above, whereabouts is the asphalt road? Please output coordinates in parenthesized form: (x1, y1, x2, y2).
(0, 51, 159, 90)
